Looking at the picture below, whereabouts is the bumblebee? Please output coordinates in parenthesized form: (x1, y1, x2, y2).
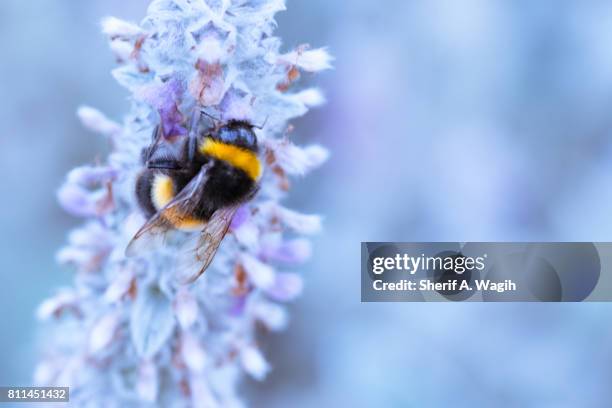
(127, 115, 261, 283)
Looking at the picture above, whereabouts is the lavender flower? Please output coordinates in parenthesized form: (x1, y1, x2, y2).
(36, 1, 330, 406)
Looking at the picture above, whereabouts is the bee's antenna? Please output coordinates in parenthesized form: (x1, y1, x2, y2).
(189, 109, 202, 136)
(186, 110, 202, 162)
(252, 116, 269, 130)
(146, 123, 164, 163)
(200, 110, 221, 124)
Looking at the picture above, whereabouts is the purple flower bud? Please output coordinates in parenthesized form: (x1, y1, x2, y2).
(57, 184, 113, 218)
(66, 165, 118, 187)
(137, 78, 188, 137)
(229, 204, 250, 230)
(261, 237, 312, 264)
(265, 272, 304, 302)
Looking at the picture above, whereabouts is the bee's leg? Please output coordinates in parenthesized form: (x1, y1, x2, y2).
(140, 125, 163, 165)
(135, 169, 158, 218)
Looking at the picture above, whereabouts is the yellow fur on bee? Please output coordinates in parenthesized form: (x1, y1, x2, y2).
(162, 207, 205, 230)
(152, 175, 204, 230)
(200, 138, 261, 180)
(174, 216, 205, 230)
(151, 174, 175, 210)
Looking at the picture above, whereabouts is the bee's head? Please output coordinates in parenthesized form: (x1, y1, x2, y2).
(214, 120, 258, 151)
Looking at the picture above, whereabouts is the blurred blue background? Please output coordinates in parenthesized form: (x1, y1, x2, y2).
(2, 0, 612, 406)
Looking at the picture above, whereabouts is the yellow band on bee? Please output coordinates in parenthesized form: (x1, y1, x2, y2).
(200, 138, 261, 180)
(151, 174, 204, 230)
(151, 174, 175, 210)
(163, 207, 205, 231)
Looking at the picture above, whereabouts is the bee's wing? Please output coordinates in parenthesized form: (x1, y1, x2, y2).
(125, 164, 211, 257)
(174, 203, 240, 284)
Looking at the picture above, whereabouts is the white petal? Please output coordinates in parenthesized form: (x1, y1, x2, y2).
(55, 247, 92, 268)
(266, 139, 329, 176)
(136, 360, 159, 402)
(68, 222, 114, 250)
(233, 221, 259, 250)
(219, 87, 254, 122)
(240, 253, 275, 290)
(292, 88, 326, 107)
(130, 286, 175, 358)
(173, 289, 199, 330)
(56, 223, 114, 271)
(36, 290, 78, 320)
(104, 269, 134, 304)
(77, 106, 121, 136)
(279, 46, 333, 72)
(195, 37, 226, 63)
(101, 16, 144, 38)
(88, 312, 121, 354)
(56, 183, 88, 215)
(182, 332, 207, 373)
(274, 205, 322, 235)
(34, 359, 60, 385)
(109, 39, 135, 62)
(251, 300, 288, 331)
(111, 65, 150, 92)
(190, 374, 219, 408)
(240, 346, 270, 381)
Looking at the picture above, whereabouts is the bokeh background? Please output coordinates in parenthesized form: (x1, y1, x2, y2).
(2, 0, 612, 406)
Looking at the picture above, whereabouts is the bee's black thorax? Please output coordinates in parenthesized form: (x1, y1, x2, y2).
(192, 159, 256, 220)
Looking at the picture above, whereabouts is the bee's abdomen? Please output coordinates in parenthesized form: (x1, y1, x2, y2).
(150, 173, 205, 229)
(151, 174, 175, 210)
(136, 170, 204, 230)
(135, 169, 158, 218)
